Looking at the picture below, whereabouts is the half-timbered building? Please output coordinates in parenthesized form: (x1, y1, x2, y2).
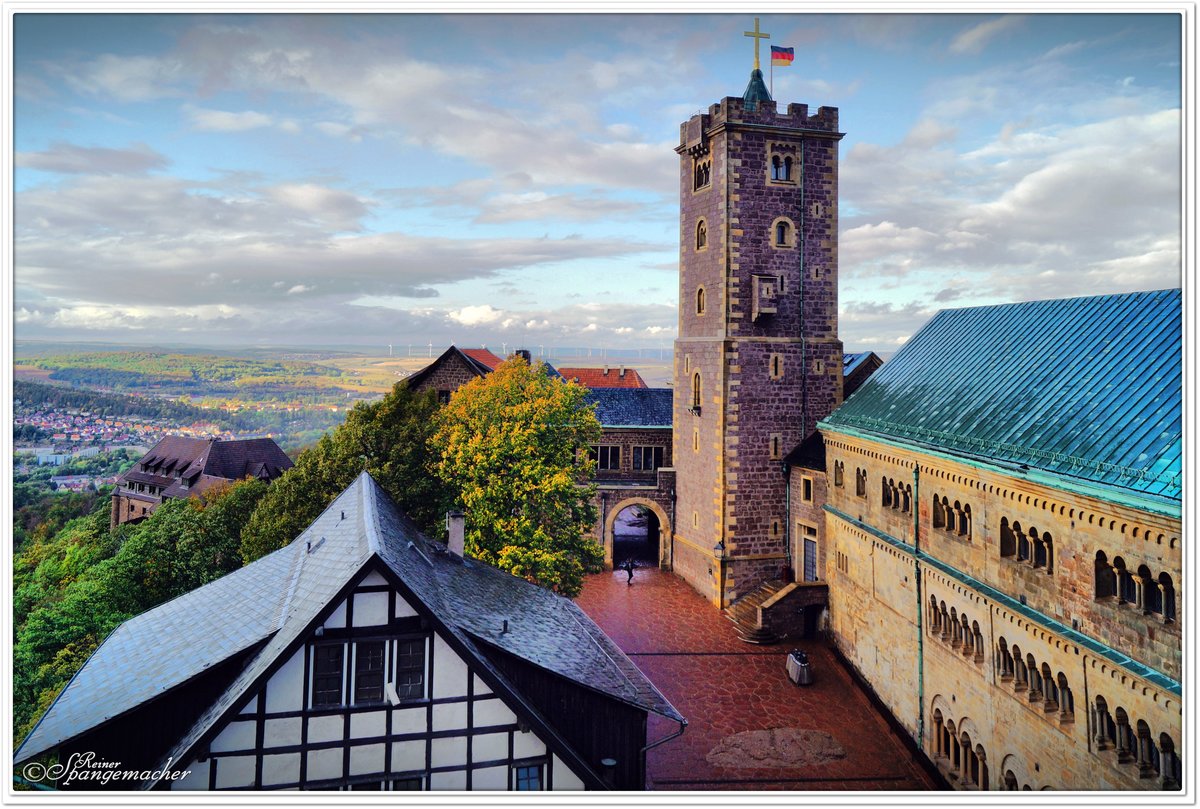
(15, 473, 684, 791)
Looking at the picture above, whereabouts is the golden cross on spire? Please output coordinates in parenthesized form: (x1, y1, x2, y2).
(744, 17, 771, 71)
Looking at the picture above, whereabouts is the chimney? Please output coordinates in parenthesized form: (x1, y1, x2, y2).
(619, 365, 626, 378)
(447, 510, 465, 557)
(603, 365, 609, 376)
(515, 349, 531, 363)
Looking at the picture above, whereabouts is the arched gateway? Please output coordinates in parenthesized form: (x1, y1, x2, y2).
(602, 497, 672, 570)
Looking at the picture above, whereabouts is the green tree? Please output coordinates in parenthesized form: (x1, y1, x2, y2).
(240, 384, 450, 562)
(431, 357, 603, 597)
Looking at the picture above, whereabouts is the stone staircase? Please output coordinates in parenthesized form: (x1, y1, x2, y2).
(724, 579, 787, 644)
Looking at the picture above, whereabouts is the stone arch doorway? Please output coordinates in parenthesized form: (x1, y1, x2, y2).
(604, 498, 671, 569)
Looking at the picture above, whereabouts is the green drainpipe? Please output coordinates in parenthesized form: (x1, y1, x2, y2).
(913, 464, 925, 752)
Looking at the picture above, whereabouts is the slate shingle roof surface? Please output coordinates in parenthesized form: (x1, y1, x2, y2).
(584, 388, 673, 427)
(557, 367, 648, 389)
(117, 436, 293, 492)
(823, 290, 1182, 501)
(16, 473, 682, 773)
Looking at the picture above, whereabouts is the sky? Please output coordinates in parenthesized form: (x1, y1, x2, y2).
(10, 10, 1184, 354)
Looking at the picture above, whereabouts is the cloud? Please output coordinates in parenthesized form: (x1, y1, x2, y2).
(268, 183, 370, 231)
(185, 105, 274, 131)
(59, 54, 184, 102)
(449, 305, 504, 326)
(16, 142, 169, 175)
(949, 15, 1026, 55)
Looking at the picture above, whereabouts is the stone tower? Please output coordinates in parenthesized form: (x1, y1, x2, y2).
(671, 69, 844, 606)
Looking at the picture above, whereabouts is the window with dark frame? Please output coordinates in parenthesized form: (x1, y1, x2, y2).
(513, 764, 544, 791)
(589, 445, 621, 472)
(312, 644, 344, 707)
(633, 445, 664, 472)
(394, 637, 426, 700)
(354, 640, 386, 704)
(437, 390, 451, 405)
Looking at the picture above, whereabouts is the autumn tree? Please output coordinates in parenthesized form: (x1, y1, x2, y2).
(240, 383, 451, 562)
(431, 357, 603, 597)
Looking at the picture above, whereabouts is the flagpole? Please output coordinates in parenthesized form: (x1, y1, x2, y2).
(770, 59, 774, 97)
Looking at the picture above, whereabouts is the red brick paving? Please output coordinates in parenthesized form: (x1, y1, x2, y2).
(576, 566, 940, 791)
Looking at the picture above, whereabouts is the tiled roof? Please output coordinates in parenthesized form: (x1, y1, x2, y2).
(461, 348, 504, 372)
(823, 290, 1182, 502)
(558, 367, 648, 389)
(16, 474, 682, 771)
(584, 388, 673, 427)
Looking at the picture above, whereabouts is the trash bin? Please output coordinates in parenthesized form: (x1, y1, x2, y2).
(786, 649, 813, 686)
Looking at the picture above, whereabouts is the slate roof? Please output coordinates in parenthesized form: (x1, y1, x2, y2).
(584, 388, 673, 427)
(822, 290, 1182, 502)
(558, 367, 648, 389)
(118, 436, 293, 494)
(16, 474, 682, 774)
(843, 352, 878, 378)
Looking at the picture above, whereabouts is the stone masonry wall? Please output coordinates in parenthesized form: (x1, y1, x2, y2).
(408, 353, 481, 398)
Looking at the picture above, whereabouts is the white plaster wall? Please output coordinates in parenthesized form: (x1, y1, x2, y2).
(264, 717, 301, 748)
(209, 719, 255, 754)
(473, 765, 508, 790)
(431, 736, 467, 767)
(350, 710, 387, 739)
(395, 593, 417, 618)
(432, 634, 468, 698)
(325, 599, 347, 629)
(513, 730, 546, 759)
(213, 755, 255, 789)
(260, 753, 300, 787)
(306, 748, 342, 782)
(265, 648, 304, 714)
(553, 755, 585, 790)
(432, 702, 468, 731)
(308, 714, 342, 744)
(430, 770, 466, 790)
(390, 740, 425, 771)
(472, 732, 507, 763)
(473, 674, 492, 695)
(353, 591, 389, 626)
(361, 571, 388, 587)
(473, 697, 517, 728)
(348, 742, 385, 775)
(392, 707, 425, 734)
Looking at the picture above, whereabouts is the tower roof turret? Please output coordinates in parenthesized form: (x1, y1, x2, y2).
(743, 68, 772, 111)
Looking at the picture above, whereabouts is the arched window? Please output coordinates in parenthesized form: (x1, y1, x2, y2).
(962, 503, 972, 539)
(1114, 557, 1137, 605)
(972, 621, 984, 663)
(774, 219, 792, 247)
(833, 461, 844, 488)
(855, 468, 867, 498)
(1032, 528, 1046, 567)
(948, 607, 959, 646)
(691, 372, 702, 412)
(696, 219, 707, 250)
(932, 709, 945, 758)
(881, 477, 892, 508)
(933, 495, 945, 529)
(1160, 734, 1181, 790)
(976, 745, 989, 791)
(1015, 522, 1029, 561)
(783, 156, 793, 181)
(1093, 696, 1114, 750)
(1159, 573, 1176, 622)
(1003, 770, 1019, 791)
(1138, 565, 1159, 614)
(1136, 720, 1158, 778)
(771, 154, 783, 180)
(1000, 518, 1016, 557)
(696, 286, 706, 315)
(1041, 663, 1058, 711)
(902, 484, 912, 513)
(1114, 708, 1134, 763)
(960, 615, 972, 656)
(997, 638, 1013, 680)
(1027, 654, 1041, 700)
(959, 732, 975, 786)
(1057, 673, 1074, 721)
(944, 497, 955, 533)
(1095, 551, 1116, 599)
(1044, 531, 1054, 573)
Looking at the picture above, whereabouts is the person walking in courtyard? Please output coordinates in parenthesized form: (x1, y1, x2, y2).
(622, 557, 635, 585)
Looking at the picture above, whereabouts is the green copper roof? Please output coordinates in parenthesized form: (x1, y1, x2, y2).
(824, 289, 1182, 502)
(742, 68, 772, 111)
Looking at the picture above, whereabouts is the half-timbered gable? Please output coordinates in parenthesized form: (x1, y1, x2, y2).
(16, 473, 683, 791)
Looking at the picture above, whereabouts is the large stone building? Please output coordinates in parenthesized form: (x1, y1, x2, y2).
(817, 290, 1182, 791)
(670, 66, 844, 607)
(110, 435, 293, 529)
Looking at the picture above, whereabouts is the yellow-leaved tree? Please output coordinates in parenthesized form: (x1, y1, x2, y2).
(431, 356, 603, 597)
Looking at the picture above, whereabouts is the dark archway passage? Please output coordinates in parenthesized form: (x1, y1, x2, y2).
(612, 505, 660, 564)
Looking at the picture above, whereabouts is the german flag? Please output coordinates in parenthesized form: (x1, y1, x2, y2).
(771, 46, 794, 67)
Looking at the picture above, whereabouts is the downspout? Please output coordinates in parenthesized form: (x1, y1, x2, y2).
(783, 461, 792, 575)
(913, 464, 925, 751)
(641, 716, 688, 753)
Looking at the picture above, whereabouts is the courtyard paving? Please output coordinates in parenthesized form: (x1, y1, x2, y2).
(575, 565, 940, 791)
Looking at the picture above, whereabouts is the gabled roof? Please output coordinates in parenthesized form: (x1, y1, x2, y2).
(584, 388, 673, 428)
(16, 474, 682, 776)
(118, 436, 293, 492)
(558, 367, 648, 389)
(843, 352, 881, 378)
(822, 290, 1182, 503)
(460, 348, 504, 372)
